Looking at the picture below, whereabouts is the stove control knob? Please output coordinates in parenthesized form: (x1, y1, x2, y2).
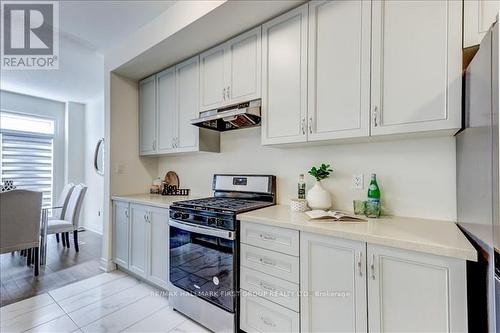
(207, 217, 216, 226)
(173, 212, 182, 219)
(181, 213, 190, 220)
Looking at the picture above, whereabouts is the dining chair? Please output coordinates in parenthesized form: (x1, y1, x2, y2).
(0, 189, 42, 276)
(50, 183, 75, 244)
(47, 184, 87, 252)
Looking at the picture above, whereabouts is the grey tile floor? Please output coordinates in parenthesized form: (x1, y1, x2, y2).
(1, 230, 103, 307)
(0, 271, 210, 333)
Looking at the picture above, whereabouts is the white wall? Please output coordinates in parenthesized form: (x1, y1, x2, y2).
(83, 97, 105, 234)
(158, 129, 457, 221)
(66, 102, 86, 185)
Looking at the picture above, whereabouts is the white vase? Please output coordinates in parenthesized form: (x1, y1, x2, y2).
(307, 180, 332, 210)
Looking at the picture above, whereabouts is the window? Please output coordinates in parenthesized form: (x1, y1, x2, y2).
(1, 112, 55, 208)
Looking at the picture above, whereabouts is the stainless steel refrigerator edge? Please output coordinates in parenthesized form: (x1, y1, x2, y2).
(457, 18, 499, 332)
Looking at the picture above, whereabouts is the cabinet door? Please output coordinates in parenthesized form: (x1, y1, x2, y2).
(176, 56, 199, 152)
(156, 67, 176, 153)
(227, 26, 262, 104)
(139, 75, 157, 155)
(371, 0, 462, 136)
(261, 4, 308, 145)
(129, 204, 149, 277)
(308, 0, 370, 141)
(148, 207, 169, 289)
(300, 232, 367, 333)
(112, 201, 129, 268)
(200, 44, 227, 111)
(367, 244, 467, 332)
(464, 0, 499, 48)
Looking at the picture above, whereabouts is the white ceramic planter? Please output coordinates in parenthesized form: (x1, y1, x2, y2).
(306, 180, 332, 210)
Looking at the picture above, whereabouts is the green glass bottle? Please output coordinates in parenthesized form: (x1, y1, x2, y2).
(298, 174, 306, 199)
(367, 174, 380, 203)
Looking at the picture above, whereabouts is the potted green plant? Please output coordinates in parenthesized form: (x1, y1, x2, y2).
(307, 163, 333, 210)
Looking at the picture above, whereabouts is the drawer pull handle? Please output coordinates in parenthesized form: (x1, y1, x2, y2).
(260, 258, 276, 266)
(260, 233, 276, 241)
(260, 281, 276, 292)
(260, 316, 276, 327)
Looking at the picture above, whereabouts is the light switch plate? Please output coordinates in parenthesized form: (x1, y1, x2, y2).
(352, 174, 364, 189)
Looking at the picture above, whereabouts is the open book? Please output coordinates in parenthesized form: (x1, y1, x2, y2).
(305, 210, 367, 222)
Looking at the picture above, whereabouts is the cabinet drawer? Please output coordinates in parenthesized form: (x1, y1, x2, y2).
(240, 291, 299, 333)
(241, 244, 299, 283)
(241, 222, 299, 256)
(241, 266, 299, 312)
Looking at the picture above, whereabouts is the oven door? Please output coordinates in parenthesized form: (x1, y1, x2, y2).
(169, 219, 236, 313)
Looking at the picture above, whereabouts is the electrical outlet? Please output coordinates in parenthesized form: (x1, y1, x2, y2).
(352, 174, 364, 189)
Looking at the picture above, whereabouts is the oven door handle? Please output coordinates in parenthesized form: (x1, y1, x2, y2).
(169, 219, 236, 240)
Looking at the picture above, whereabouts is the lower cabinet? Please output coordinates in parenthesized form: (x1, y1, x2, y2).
(239, 223, 469, 333)
(300, 233, 367, 333)
(367, 244, 467, 333)
(112, 201, 169, 289)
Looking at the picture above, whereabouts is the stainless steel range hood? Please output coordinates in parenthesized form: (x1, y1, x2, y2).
(191, 99, 261, 131)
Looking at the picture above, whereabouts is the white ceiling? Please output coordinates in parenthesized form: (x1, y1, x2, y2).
(1, 1, 176, 103)
(60, 1, 176, 54)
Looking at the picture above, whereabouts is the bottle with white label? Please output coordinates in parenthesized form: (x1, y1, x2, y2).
(298, 174, 306, 199)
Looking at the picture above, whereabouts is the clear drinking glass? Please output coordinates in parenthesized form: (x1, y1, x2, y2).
(353, 200, 366, 215)
(365, 201, 381, 218)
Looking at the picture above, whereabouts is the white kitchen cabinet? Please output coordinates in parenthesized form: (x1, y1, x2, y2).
(199, 44, 227, 111)
(129, 204, 149, 277)
(199, 26, 262, 112)
(370, 0, 462, 136)
(156, 67, 176, 154)
(307, 0, 371, 141)
(261, 4, 308, 145)
(300, 232, 367, 333)
(464, 0, 499, 48)
(226, 27, 262, 105)
(113, 200, 169, 289)
(139, 56, 219, 156)
(367, 244, 467, 332)
(176, 56, 200, 152)
(148, 206, 169, 289)
(138, 75, 156, 155)
(112, 201, 129, 268)
(240, 292, 300, 333)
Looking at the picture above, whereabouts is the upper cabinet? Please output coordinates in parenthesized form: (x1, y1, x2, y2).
(261, 4, 308, 145)
(262, 0, 462, 146)
(370, 0, 462, 136)
(139, 55, 220, 156)
(307, 0, 371, 141)
(139, 76, 157, 155)
(200, 26, 262, 111)
(464, 0, 499, 48)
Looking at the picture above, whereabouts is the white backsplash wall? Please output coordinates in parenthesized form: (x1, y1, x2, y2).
(158, 128, 457, 221)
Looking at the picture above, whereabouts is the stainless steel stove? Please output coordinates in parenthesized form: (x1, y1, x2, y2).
(168, 174, 276, 333)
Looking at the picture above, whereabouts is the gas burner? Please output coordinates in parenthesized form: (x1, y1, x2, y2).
(175, 197, 272, 213)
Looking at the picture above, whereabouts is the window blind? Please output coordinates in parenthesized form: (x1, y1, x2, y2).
(1, 132, 54, 208)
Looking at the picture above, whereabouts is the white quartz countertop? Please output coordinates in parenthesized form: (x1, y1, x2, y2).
(111, 193, 200, 209)
(237, 205, 477, 262)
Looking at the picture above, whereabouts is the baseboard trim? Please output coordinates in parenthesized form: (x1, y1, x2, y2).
(99, 257, 116, 272)
(82, 225, 103, 235)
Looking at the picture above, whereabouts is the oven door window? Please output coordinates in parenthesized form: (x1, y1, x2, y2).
(170, 225, 235, 312)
